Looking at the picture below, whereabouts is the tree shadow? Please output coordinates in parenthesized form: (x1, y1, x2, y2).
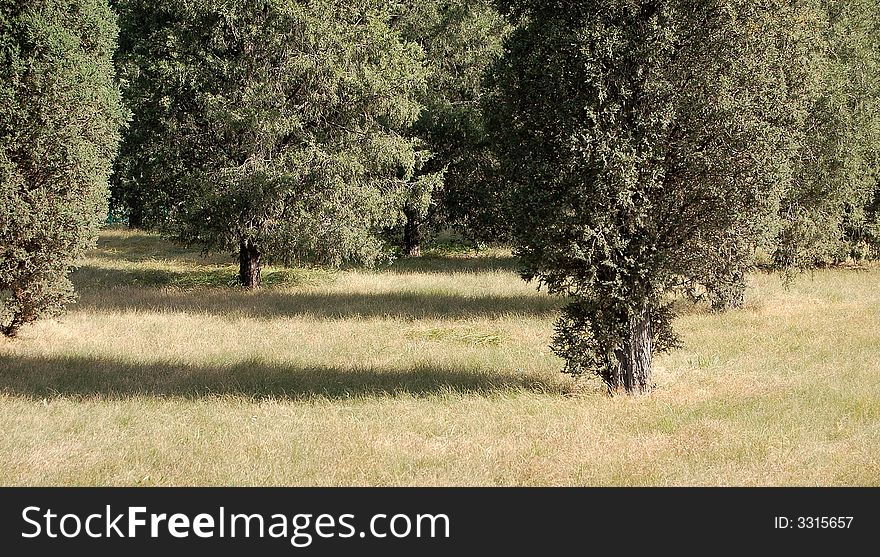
(72, 268, 561, 320)
(73, 266, 251, 289)
(89, 230, 230, 265)
(0, 354, 566, 401)
(384, 254, 521, 275)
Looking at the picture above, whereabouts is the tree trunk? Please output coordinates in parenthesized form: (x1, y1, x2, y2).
(1, 316, 22, 338)
(127, 205, 143, 229)
(403, 208, 422, 258)
(238, 240, 262, 289)
(708, 269, 745, 311)
(610, 307, 653, 395)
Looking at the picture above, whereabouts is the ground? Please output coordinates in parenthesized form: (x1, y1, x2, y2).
(1, 228, 878, 485)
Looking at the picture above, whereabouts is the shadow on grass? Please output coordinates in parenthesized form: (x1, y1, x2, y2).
(72, 255, 522, 291)
(72, 267, 561, 320)
(90, 231, 230, 265)
(0, 354, 565, 400)
(667, 297, 715, 316)
(385, 254, 521, 275)
(71, 266, 322, 289)
(75, 287, 560, 320)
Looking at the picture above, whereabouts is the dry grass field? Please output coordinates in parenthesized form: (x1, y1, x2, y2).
(1, 228, 878, 485)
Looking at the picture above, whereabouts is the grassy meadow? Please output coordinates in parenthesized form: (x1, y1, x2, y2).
(1, 228, 878, 486)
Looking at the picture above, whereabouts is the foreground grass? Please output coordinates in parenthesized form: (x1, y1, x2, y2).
(1, 228, 878, 485)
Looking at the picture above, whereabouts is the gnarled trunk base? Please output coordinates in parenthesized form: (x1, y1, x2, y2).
(610, 308, 653, 395)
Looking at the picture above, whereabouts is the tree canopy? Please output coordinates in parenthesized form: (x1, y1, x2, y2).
(486, 0, 815, 393)
(5, 0, 878, 386)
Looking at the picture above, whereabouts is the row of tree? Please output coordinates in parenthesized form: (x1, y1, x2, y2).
(2, 1, 879, 394)
(110, 0, 509, 285)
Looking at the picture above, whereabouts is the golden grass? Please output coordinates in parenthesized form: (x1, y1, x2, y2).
(1, 228, 878, 485)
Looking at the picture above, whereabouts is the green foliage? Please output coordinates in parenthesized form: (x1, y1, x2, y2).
(0, 0, 122, 336)
(487, 0, 810, 392)
(680, 3, 880, 302)
(113, 0, 428, 280)
(861, 184, 880, 257)
(775, 1, 880, 271)
(108, 0, 176, 229)
(686, 226, 752, 311)
(393, 0, 510, 249)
